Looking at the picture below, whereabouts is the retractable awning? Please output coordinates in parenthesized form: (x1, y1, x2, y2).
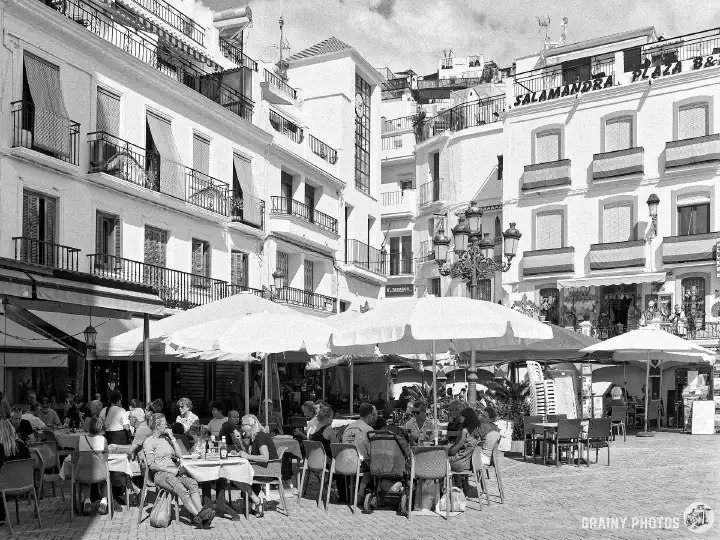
(557, 271, 666, 289)
(0, 268, 33, 299)
(0, 318, 68, 367)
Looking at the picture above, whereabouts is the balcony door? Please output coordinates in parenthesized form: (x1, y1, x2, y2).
(231, 250, 248, 289)
(95, 211, 121, 270)
(303, 259, 314, 307)
(143, 225, 167, 290)
(21, 190, 56, 266)
(280, 173, 292, 214)
(191, 239, 211, 288)
(305, 184, 315, 223)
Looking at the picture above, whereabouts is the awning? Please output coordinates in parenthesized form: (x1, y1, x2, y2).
(233, 153, 262, 226)
(0, 268, 33, 299)
(29, 310, 143, 345)
(24, 274, 164, 316)
(557, 271, 665, 289)
(0, 317, 68, 367)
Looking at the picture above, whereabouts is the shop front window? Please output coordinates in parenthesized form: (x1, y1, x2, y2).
(539, 288, 560, 325)
(681, 277, 705, 328)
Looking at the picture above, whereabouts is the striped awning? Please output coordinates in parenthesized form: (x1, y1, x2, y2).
(113, 0, 222, 70)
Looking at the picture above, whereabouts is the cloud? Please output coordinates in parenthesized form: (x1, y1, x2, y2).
(370, 0, 396, 20)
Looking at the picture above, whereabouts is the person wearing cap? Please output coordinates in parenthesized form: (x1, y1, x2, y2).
(36, 398, 62, 428)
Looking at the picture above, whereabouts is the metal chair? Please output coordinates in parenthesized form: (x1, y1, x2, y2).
(136, 453, 180, 525)
(0, 459, 42, 534)
(549, 419, 582, 468)
(251, 448, 290, 517)
(325, 443, 369, 514)
(297, 440, 330, 507)
(408, 446, 451, 520)
(522, 415, 544, 462)
(473, 433, 504, 505)
(584, 418, 611, 466)
(609, 406, 627, 442)
(70, 451, 114, 522)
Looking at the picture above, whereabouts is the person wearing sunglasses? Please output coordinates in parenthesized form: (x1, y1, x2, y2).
(404, 401, 433, 445)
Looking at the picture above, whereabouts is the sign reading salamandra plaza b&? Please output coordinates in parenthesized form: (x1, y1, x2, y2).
(513, 75, 614, 106)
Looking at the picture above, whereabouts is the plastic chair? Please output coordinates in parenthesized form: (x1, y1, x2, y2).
(473, 435, 504, 505)
(610, 406, 627, 442)
(297, 440, 330, 507)
(549, 419, 582, 468)
(251, 447, 290, 517)
(136, 454, 180, 525)
(0, 459, 42, 534)
(584, 418, 611, 466)
(408, 446, 450, 520)
(30, 442, 65, 500)
(43, 430, 72, 460)
(326, 443, 369, 514)
(70, 451, 113, 522)
(522, 415, 544, 463)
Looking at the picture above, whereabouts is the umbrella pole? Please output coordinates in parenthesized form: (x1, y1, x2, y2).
(244, 364, 250, 416)
(265, 354, 270, 429)
(322, 368, 326, 401)
(432, 340, 438, 441)
(143, 313, 151, 405)
(349, 359, 354, 415)
(637, 351, 655, 437)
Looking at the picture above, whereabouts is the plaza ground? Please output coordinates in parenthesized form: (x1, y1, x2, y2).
(5, 431, 719, 539)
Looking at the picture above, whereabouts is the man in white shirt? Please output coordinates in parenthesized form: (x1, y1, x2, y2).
(203, 402, 228, 437)
(22, 403, 47, 429)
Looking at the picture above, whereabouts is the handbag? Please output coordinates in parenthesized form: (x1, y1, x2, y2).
(437, 486, 467, 513)
(149, 490, 172, 528)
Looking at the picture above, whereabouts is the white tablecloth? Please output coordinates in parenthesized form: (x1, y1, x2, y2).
(181, 457, 253, 485)
(331, 419, 354, 428)
(58, 454, 140, 480)
(54, 431, 89, 450)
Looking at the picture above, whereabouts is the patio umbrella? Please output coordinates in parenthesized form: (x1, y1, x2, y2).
(580, 326, 714, 436)
(331, 296, 553, 434)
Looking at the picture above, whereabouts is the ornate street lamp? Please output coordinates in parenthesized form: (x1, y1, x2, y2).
(647, 193, 660, 238)
(272, 269, 285, 289)
(84, 324, 97, 350)
(431, 201, 522, 404)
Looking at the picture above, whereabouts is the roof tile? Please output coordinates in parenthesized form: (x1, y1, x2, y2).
(287, 36, 354, 62)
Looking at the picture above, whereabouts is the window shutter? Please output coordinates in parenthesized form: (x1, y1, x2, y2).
(22, 192, 40, 263)
(203, 243, 211, 278)
(603, 203, 633, 243)
(192, 240, 203, 276)
(605, 117, 632, 152)
(193, 133, 210, 175)
(97, 88, 121, 136)
(678, 103, 709, 140)
(231, 251, 247, 287)
(536, 130, 560, 163)
(536, 211, 563, 250)
(45, 197, 55, 244)
(114, 218, 122, 258)
(304, 260, 314, 292)
(95, 213, 104, 255)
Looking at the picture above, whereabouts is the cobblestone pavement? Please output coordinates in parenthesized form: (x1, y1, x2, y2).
(3, 432, 718, 540)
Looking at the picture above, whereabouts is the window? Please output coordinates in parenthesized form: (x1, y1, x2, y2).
(605, 116, 633, 152)
(143, 226, 167, 267)
(305, 184, 315, 211)
(230, 250, 248, 288)
(192, 133, 210, 175)
(389, 235, 412, 275)
(21, 190, 56, 266)
(276, 251, 289, 284)
(431, 152, 440, 183)
(536, 129, 561, 163)
(429, 277, 441, 297)
(536, 210, 564, 250)
(304, 260, 314, 292)
(400, 179, 413, 191)
(354, 73, 371, 194)
(191, 239, 211, 287)
(471, 279, 492, 301)
(678, 202, 710, 236)
(603, 202, 634, 243)
(232, 154, 261, 226)
(96, 87, 120, 136)
(95, 211, 121, 267)
(681, 277, 705, 321)
(539, 288, 560, 325)
(623, 46, 642, 73)
(497, 155, 503, 180)
(562, 58, 590, 85)
(678, 103, 709, 140)
(146, 113, 183, 197)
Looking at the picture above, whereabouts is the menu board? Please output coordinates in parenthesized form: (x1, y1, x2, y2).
(691, 401, 715, 435)
(553, 375, 578, 419)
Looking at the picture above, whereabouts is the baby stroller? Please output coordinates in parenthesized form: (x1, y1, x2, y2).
(364, 427, 410, 515)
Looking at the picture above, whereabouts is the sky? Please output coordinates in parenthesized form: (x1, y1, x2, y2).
(203, 0, 720, 76)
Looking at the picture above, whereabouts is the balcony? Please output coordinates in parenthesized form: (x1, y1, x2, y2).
(218, 37, 258, 71)
(512, 57, 615, 103)
(122, 0, 205, 46)
(522, 247, 574, 277)
(382, 115, 414, 134)
(308, 134, 338, 165)
(186, 168, 229, 215)
(11, 101, 79, 167)
(40, 0, 253, 124)
(592, 147, 645, 180)
(230, 193, 265, 231)
(275, 286, 337, 313)
(381, 190, 416, 217)
(262, 69, 297, 104)
(418, 179, 442, 207)
(14, 237, 80, 271)
(269, 110, 303, 143)
(88, 131, 156, 188)
(389, 253, 413, 276)
(426, 96, 505, 138)
(589, 240, 645, 270)
(381, 77, 410, 100)
(522, 160, 572, 191)
(345, 239, 387, 276)
(665, 134, 720, 169)
(662, 232, 720, 264)
(270, 197, 338, 234)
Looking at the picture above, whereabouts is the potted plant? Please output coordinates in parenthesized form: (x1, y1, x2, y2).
(412, 109, 428, 143)
(483, 378, 531, 453)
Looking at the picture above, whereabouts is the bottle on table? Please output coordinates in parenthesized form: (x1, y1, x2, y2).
(219, 440, 228, 460)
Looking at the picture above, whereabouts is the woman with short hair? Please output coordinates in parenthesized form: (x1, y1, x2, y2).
(175, 398, 199, 436)
(77, 417, 110, 514)
(308, 402, 336, 462)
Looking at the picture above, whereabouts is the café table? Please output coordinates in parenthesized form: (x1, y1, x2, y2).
(54, 430, 90, 450)
(273, 436, 301, 460)
(532, 421, 590, 466)
(58, 453, 141, 479)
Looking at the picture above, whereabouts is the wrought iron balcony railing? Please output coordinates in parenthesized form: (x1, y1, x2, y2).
(427, 95, 505, 137)
(264, 69, 297, 100)
(11, 101, 80, 166)
(230, 193, 265, 230)
(308, 134, 338, 164)
(218, 37, 258, 71)
(269, 110, 303, 143)
(14, 237, 81, 271)
(382, 115, 414, 133)
(270, 197, 338, 233)
(130, 0, 206, 46)
(513, 56, 615, 98)
(185, 168, 229, 215)
(389, 253, 413, 276)
(87, 131, 157, 189)
(346, 239, 387, 276)
(418, 179, 442, 206)
(275, 286, 337, 313)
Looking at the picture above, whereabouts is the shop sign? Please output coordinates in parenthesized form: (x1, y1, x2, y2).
(513, 75, 614, 107)
(385, 284, 414, 297)
(630, 54, 720, 83)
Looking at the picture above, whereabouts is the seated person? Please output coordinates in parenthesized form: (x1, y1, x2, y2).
(339, 403, 377, 498)
(476, 406, 501, 466)
(143, 413, 214, 527)
(203, 402, 227, 438)
(175, 398, 199, 437)
(404, 401, 433, 444)
(258, 400, 284, 435)
(446, 399, 464, 441)
(128, 399, 146, 433)
(66, 395, 92, 429)
(373, 392, 388, 416)
(218, 410, 241, 448)
(9, 408, 33, 442)
(171, 423, 192, 455)
(77, 418, 110, 515)
(309, 403, 336, 464)
(129, 399, 164, 457)
(0, 419, 31, 524)
(448, 408, 483, 479)
(237, 414, 279, 518)
(293, 401, 318, 441)
(36, 398, 62, 428)
(22, 404, 47, 430)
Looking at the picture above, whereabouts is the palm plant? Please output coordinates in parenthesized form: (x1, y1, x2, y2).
(412, 110, 428, 143)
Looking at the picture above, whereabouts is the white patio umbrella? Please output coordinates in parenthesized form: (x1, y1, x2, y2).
(170, 312, 336, 427)
(581, 326, 714, 436)
(331, 296, 553, 434)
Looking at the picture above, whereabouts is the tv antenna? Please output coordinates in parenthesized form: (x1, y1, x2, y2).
(537, 15, 551, 43)
(273, 15, 291, 79)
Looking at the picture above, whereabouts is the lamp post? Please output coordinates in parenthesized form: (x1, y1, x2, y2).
(647, 194, 660, 238)
(432, 201, 522, 404)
